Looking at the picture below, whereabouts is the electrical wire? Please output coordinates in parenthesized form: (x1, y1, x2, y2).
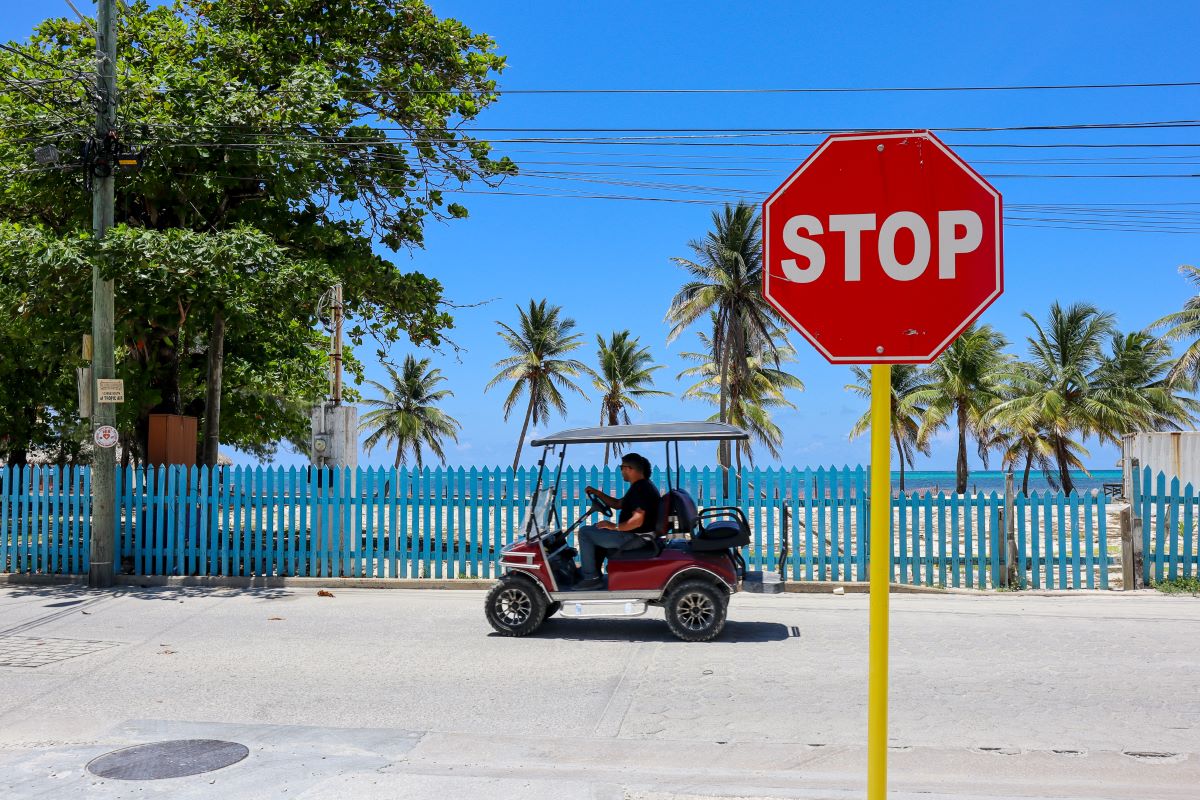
(262, 79, 1200, 96)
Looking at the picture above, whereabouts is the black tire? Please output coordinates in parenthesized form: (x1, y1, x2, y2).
(545, 601, 563, 617)
(485, 576, 548, 636)
(664, 579, 727, 642)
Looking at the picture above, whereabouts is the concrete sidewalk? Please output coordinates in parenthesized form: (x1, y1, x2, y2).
(1, 585, 1197, 798)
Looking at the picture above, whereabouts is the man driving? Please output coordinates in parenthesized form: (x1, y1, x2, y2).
(575, 452, 659, 590)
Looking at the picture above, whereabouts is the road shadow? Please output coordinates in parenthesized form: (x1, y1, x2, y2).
(3, 583, 293, 602)
(505, 617, 795, 643)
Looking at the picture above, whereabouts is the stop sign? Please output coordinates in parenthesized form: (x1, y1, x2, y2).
(762, 130, 1002, 364)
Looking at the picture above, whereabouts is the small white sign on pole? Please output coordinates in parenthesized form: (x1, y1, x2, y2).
(96, 378, 124, 403)
(94, 425, 119, 449)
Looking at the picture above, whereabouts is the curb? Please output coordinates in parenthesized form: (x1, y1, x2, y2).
(0, 572, 1141, 596)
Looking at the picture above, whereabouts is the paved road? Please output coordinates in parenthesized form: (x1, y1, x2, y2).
(0, 584, 1197, 799)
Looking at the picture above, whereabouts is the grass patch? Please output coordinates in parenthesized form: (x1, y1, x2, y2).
(1152, 577, 1200, 596)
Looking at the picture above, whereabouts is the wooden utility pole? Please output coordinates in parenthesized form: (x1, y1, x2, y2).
(88, 0, 118, 588)
(202, 308, 225, 466)
(331, 283, 344, 405)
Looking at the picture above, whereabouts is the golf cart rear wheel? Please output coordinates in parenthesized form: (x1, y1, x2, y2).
(485, 576, 548, 636)
(664, 579, 727, 642)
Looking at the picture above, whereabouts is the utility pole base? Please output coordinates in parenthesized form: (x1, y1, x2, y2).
(88, 561, 114, 588)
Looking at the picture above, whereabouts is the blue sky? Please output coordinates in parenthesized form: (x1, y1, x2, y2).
(5, 1, 1199, 471)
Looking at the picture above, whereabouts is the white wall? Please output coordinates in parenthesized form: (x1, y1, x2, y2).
(1123, 432, 1200, 497)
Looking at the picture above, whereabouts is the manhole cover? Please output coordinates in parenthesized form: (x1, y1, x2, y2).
(86, 739, 249, 780)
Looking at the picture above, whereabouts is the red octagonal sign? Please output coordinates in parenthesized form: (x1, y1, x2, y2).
(762, 130, 1002, 364)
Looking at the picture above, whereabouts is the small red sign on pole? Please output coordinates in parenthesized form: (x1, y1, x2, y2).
(762, 130, 1003, 364)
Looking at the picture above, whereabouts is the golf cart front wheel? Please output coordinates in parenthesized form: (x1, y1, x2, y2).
(485, 576, 548, 636)
(664, 579, 727, 642)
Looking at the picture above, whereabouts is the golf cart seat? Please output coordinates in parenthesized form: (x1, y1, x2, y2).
(690, 506, 752, 552)
(610, 488, 699, 560)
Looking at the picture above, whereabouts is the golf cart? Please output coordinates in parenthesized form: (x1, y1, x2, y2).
(485, 422, 766, 642)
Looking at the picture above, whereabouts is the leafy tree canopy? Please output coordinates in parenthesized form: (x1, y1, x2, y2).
(0, 0, 512, 460)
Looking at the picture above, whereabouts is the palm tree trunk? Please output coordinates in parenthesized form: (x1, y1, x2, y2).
(601, 405, 609, 466)
(513, 392, 535, 470)
(718, 340, 731, 468)
(1021, 447, 1034, 496)
(1054, 436, 1075, 496)
(717, 337, 732, 495)
(893, 428, 906, 492)
(955, 400, 969, 495)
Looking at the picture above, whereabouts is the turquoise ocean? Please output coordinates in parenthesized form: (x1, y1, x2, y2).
(891, 469, 1121, 495)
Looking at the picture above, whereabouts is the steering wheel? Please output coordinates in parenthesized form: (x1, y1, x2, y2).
(585, 488, 613, 518)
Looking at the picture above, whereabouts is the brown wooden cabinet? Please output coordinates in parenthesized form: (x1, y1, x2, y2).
(147, 414, 198, 467)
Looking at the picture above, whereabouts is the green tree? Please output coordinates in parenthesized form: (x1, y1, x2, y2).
(845, 364, 937, 492)
(486, 300, 593, 469)
(1092, 331, 1200, 438)
(678, 328, 803, 471)
(360, 355, 461, 468)
(982, 405, 1087, 496)
(918, 324, 1009, 494)
(1150, 264, 1200, 382)
(987, 303, 1116, 495)
(0, 0, 512, 460)
(665, 202, 785, 471)
(594, 331, 670, 465)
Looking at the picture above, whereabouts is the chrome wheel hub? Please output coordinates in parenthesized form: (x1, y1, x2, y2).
(678, 592, 715, 631)
(496, 588, 532, 625)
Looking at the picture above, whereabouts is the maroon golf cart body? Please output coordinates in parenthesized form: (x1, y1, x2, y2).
(484, 422, 772, 641)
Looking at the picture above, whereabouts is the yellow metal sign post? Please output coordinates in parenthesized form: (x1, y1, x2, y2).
(761, 131, 1001, 800)
(867, 364, 892, 799)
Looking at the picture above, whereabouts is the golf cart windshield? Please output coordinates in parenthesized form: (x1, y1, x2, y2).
(522, 482, 559, 538)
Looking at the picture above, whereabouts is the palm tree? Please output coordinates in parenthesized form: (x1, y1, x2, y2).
(594, 331, 671, 465)
(918, 324, 1009, 494)
(678, 329, 804, 471)
(1150, 264, 1200, 381)
(359, 355, 461, 468)
(983, 363, 1087, 496)
(1092, 331, 1200, 438)
(845, 365, 937, 492)
(985, 415, 1087, 496)
(665, 201, 785, 470)
(486, 299, 593, 469)
(986, 303, 1117, 495)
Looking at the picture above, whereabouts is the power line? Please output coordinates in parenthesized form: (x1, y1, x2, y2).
(328, 80, 1200, 96)
(142, 119, 1200, 137)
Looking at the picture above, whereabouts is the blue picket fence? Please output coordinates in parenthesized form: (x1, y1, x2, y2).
(1133, 466, 1200, 585)
(1, 464, 1114, 589)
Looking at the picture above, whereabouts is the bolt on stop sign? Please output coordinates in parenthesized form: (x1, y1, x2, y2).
(762, 130, 1002, 364)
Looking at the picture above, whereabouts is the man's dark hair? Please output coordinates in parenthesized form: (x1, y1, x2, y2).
(621, 452, 652, 477)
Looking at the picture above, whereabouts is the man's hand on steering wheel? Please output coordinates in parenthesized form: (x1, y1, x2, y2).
(585, 487, 614, 518)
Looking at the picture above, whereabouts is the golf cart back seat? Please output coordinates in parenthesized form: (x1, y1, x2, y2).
(655, 486, 751, 551)
(691, 504, 752, 552)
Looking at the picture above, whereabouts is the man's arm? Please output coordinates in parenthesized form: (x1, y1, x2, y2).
(584, 485, 621, 508)
(600, 508, 645, 532)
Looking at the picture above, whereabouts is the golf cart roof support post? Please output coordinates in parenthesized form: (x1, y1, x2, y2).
(550, 445, 567, 529)
(664, 441, 673, 491)
(675, 442, 681, 488)
(525, 446, 550, 538)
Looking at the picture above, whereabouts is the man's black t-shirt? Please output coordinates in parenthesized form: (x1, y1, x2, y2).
(618, 478, 660, 533)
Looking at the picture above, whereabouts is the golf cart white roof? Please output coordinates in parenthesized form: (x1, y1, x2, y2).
(530, 422, 749, 447)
